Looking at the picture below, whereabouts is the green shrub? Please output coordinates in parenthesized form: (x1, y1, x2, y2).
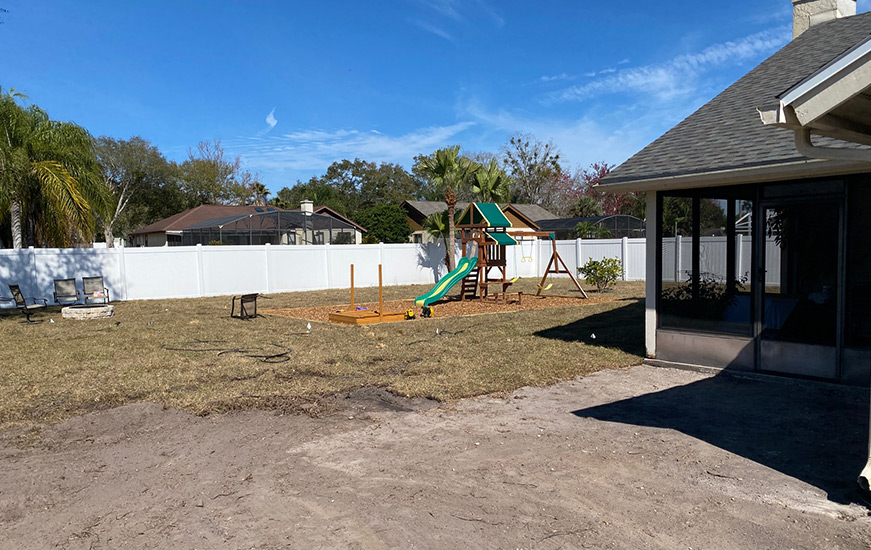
(578, 257, 623, 292)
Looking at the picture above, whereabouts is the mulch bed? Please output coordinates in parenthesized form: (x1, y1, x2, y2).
(263, 292, 618, 323)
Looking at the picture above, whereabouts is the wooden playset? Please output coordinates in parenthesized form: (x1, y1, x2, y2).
(457, 202, 587, 301)
(328, 264, 407, 325)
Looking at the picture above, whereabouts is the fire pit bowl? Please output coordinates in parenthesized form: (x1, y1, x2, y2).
(61, 304, 115, 320)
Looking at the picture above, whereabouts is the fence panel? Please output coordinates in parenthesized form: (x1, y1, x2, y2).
(1, 237, 663, 302)
(122, 247, 200, 299)
(266, 245, 331, 292)
(201, 245, 270, 296)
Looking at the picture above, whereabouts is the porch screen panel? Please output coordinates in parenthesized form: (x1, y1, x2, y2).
(846, 179, 871, 348)
(659, 194, 753, 335)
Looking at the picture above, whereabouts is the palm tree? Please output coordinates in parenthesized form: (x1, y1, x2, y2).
(423, 210, 459, 270)
(572, 221, 612, 239)
(471, 160, 511, 203)
(416, 146, 477, 270)
(250, 182, 270, 206)
(0, 90, 110, 248)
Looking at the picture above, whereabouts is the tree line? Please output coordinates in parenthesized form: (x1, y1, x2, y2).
(0, 88, 644, 251)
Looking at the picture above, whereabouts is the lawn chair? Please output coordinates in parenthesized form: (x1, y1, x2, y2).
(53, 278, 79, 305)
(9, 284, 47, 323)
(231, 293, 259, 320)
(82, 276, 110, 304)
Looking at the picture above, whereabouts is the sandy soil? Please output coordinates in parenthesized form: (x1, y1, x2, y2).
(2, 365, 870, 549)
(263, 293, 611, 323)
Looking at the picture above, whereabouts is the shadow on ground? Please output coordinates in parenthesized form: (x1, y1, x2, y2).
(534, 298, 645, 356)
(574, 371, 870, 506)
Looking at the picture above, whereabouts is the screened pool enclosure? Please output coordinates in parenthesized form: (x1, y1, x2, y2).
(180, 210, 358, 246)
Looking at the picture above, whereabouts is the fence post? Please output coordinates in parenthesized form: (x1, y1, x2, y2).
(29, 246, 38, 297)
(576, 238, 582, 275)
(264, 243, 271, 293)
(196, 244, 205, 297)
(118, 246, 129, 301)
(621, 237, 629, 281)
(324, 242, 331, 290)
(379, 242, 385, 266)
(674, 235, 682, 282)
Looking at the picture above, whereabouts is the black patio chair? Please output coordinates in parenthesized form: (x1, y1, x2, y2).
(82, 276, 110, 304)
(231, 293, 259, 320)
(9, 284, 47, 324)
(53, 278, 79, 305)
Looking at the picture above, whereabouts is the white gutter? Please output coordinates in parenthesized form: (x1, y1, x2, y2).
(596, 157, 864, 193)
(794, 128, 871, 162)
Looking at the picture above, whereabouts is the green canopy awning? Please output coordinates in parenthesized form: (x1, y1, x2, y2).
(485, 232, 517, 246)
(457, 202, 512, 228)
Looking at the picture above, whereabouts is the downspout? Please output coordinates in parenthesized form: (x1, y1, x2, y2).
(794, 128, 871, 162)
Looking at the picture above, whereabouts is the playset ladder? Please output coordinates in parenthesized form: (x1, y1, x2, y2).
(460, 267, 480, 301)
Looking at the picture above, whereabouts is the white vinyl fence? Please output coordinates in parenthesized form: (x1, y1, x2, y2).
(661, 236, 780, 286)
(0, 238, 646, 303)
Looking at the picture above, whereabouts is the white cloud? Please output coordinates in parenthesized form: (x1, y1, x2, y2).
(547, 27, 789, 104)
(225, 122, 476, 173)
(411, 19, 455, 41)
(458, 98, 675, 172)
(265, 108, 277, 130)
(538, 72, 574, 83)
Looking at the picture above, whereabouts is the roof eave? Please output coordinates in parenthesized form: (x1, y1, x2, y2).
(598, 157, 866, 192)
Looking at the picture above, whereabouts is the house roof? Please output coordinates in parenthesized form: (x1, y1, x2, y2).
(400, 200, 472, 222)
(311, 205, 367, 233)
(502, 203, 558, 222)
(600, 13, 871, 191)
(184, 210, 358, 232)
(130, 205, 282, 235)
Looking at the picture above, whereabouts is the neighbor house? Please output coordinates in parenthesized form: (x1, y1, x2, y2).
(129, 201, 365, 246)
(129, 205, 279, 247)
(599, 0, 871, 491)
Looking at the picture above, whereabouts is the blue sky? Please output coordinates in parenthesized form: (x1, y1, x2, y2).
(3, 1, 870, 194)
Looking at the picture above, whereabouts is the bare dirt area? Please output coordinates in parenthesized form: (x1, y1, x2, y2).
(263, 292, 607, 323)
(2, 365, 870, 549)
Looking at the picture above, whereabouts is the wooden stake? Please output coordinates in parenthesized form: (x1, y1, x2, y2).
(378, 264, 384, 321)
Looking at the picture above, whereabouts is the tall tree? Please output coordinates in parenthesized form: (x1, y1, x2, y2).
(501, 133, 563, 205)
(94, 136, 173, 246)
(273, 180, 349, 214)
(0, 89, 110, 248)
(576, 161, 645, 218)
(570, 195, 603, 217)
(414, 146, 477, 270)
(354, 203, 412, 244)
(177, 140, 256, 206)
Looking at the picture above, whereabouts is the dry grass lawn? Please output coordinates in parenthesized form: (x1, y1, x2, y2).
(0, 278, 645, 429)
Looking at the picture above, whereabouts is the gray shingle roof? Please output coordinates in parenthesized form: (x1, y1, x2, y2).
(600, 13, 871, 187)
(504, 203, 558, 222)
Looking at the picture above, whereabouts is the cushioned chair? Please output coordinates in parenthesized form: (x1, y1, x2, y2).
(9, 284, 47, 323)
(53, 278, 79, 305)
(82, 276, 110, 304)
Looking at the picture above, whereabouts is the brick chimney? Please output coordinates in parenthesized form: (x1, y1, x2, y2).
(793, 0, 856, 38)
